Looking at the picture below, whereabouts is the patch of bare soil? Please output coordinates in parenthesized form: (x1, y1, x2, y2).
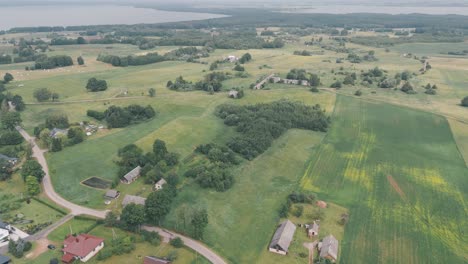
(26, 238, 52, 259)
(387, 175, 406, 200)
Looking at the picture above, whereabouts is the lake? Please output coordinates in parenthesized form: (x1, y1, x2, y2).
(0, 5, 226, 30)
(284, 5, 468, 15)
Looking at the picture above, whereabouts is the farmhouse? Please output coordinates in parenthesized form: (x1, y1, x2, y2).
(62, 234, 104, 263)
(154, 178, 167, 191)
(0, 255, 10, 264)
(268, 220, 296, 255)
(122, 194, 146, 207)
(50, 128, 68, 139)
(319, 234, 339, 262)
(143, 256, 172, 264)
(104, 190, 120, 200)
(121, 166, 141, 184)
(307, 221, 319, 237)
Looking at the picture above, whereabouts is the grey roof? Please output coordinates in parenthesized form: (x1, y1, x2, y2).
(310, 221, 319, 233)
(122, 166, 141, 182)
(0, 221, 9, 230)
(0, 255, 10, 264)
(320, 234, 339, 260)
(0, 154, 17, 161)
(122, 195, 146, 207)
(144, 256, 171, 264)
(105, 190, 119, 199)
(269, 220, 296, 252)
(156, 178, 167, 186)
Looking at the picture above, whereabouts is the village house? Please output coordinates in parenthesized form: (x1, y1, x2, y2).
(268, 220, 296, 255)
(104, 190, 120, 200)
(122, 194, 146, 207)
(307, 221, 319, 238)
(0, 255, 10, 264)
(318, 234, 339, 262)
(143, 256, 172, 264)
(61, 234, 104, 263)
(154, 178, 167, 191)
(121, 166, 141, 184)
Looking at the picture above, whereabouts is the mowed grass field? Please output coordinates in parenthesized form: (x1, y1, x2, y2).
(301, 95, 468, 263)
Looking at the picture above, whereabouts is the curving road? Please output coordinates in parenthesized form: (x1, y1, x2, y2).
(16, 126, 228, 264)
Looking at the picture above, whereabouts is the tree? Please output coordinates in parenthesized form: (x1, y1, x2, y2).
(86, 77, 108, 92)
(49, 258, 59, 264)
(191, 209, 208, 239)
(26, 175, 40, 196)
(233, 64, 245, 72)
(77, 37, 86, 44)
(104, 211, 119, 227)
(148, 88, 156, 97)
(120, 203, 145, 232)
(153, 139, 168, 162)
(170, 237, 184, 248)
(462, 96, 468, 107)
(21, 160, 45, 182)
(145, 189, 174, 225)
(354, 90, 362, 96)
(0, 159, 13, 181)
(239, 53, 252, 64)
(51, 93, 59, 102)
(33, 88, 52, 102)
(45, 114, 69, 129)
(11, 95, 25, 111)
(309, 74, 320, 87)
(343, 75, 355, 85)
(77, 56, 85, 65)
(330, 81, 342, 89)
(4, 72, 13, 83)
(1, 111, 22, 129)
(50, 137, 62, 152)
(67, 127, 85, 145)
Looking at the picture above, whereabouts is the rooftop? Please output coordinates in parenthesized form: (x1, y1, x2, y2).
(63, 234, 104, 258)
(269, 220, 296, 252)
(122, 194, 146, 206)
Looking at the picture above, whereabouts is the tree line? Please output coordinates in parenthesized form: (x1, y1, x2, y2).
(87, 104, 156, 128)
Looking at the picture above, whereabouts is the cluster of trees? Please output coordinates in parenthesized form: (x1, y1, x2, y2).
(173, 205, 209, 239)
(216, 100, 330, 160)
(33, 114, 86, 151)
(286, 69, 321, 87)
(97, 47, 209, 67)
(50, 36, 87, 45)
(401, 82, 416, 94)
(21, 159, 45, 183)
(279, 192, 316, 218)
(167, 72, 231, 93)
(293, 50, 312, 56)
(31, 55, 74, 70)
(87, 104, 156, 128)
(86, 78, 108, 92)
(116, 139, 178, 185)
(33, 88, 59, 102)
(8, 239, 32, 258)
(424, 83, 437, 95)
(238, 53, 252, 64)
(96, 236, 135, 261)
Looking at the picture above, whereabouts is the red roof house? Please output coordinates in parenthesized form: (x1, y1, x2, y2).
(62, 234, 104, 263)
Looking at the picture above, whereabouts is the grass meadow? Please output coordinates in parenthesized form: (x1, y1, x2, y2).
(300, 95, 467, 263)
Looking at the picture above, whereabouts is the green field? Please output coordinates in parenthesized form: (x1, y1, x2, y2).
(300, 95, 468, 263)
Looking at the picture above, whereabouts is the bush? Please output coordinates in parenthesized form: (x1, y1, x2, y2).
(354, 90, 362, 96)
(50, 258, 59, 264)
(330, 81, 342, 89)
(86, 110, 105, 120)
(461, 96, 468, 107)
(170, 237, 184, 248)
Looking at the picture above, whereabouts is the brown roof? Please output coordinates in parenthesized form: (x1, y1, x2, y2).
(122, 166, 141, 182)
(62, 234, 104, 258)
(143, 256, 172, 264)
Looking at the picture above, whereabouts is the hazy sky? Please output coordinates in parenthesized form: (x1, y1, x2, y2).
(1, 0, 467, 4)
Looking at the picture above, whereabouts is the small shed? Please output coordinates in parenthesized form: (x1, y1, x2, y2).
(268, 220, 296, 255)
(226, 55, 238, 62)
(104, 190, 120, 200)
(308, 221, 319, 238)
(122, 195, 146, 207)
(316, 200, 327, 208)
(50, 128, 68, 139)
(121, 166, 141, 184)
(154, 178, 167, 191)
(319, 234, 339, 262)
(228, 90, 239, 98)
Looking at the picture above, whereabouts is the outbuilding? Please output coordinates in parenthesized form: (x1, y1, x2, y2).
(104, 190, 120, 200)
(319, 234, 339, 262)
(121, 166, 141, 184)
(268, 220, 296, 255)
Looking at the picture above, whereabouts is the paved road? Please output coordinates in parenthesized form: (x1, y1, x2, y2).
(143, 226, 227, 264)
(15, 127, 228, 264)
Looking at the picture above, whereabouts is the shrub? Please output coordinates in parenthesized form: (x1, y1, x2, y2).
(170, 237, 184, 248)
(86, 78, 108, 92)
(461, 96, 468, 107)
